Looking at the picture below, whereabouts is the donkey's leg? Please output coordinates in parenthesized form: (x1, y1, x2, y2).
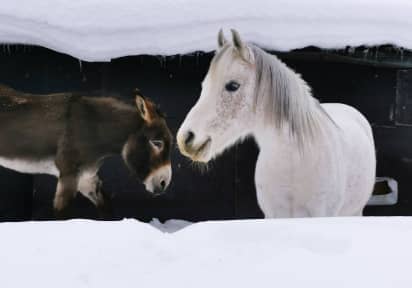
(78, 172, 105, 208)
(78, 171, 112, 218)
(54, 134, 81, 215)
(54, 174, 79, 213)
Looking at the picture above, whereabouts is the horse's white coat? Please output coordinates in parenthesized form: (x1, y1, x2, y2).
(177, 30, 376, 217)
(253, 104, 375, 217)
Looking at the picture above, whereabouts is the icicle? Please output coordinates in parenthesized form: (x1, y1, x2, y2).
(195, 52, 200, 67)
(363, 48, 369, 60)
(374, 47, 379, 60)
(158, 56, 162, 68)
(78, 59, 83, 72)
(157, 56, 166, 69)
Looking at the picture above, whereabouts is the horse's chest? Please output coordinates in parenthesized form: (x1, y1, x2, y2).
(0, 157, 58, 176)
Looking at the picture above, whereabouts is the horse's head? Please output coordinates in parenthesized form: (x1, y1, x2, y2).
(177, 29, 256, 163)
(122, 93, 173, 195)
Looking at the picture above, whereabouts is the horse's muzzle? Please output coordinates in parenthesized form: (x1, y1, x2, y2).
(178, 135, 211, 163)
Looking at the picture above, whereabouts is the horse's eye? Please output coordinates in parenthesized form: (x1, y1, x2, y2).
(150, 140, 164, 152)
(225, 81, 240, 92)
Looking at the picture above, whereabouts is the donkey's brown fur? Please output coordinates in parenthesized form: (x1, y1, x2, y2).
(0, 85, 172, 215)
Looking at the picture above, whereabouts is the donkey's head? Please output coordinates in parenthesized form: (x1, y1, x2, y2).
(122, 93, 173, 195)
(177, 29, 257, 162)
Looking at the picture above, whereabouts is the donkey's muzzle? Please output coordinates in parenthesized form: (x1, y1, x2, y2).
(153, 183, 167, 196)
(143, 164, 172, 195)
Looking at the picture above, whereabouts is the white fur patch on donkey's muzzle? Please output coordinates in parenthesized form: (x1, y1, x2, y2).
(143, 164, 172, 195)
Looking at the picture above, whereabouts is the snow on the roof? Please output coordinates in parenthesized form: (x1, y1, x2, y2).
(1, 217, 412, 287)
(0, 0, 411, 61)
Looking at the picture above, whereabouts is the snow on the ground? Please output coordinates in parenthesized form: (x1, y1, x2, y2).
(149, 218, 192, 233)
(0, 0, 411, 61)
(1, 217, 412, 288)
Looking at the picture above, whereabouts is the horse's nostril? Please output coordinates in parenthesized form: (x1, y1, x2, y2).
(185, 131, 195, 146)
(160, 180, 166, 189)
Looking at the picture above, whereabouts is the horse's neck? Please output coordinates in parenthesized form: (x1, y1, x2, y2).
(253, 124, 294, 154)
(253, 84, 328, 155)
(254, 111, 335, 167)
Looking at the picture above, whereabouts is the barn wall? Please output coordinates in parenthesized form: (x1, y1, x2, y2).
(0, 45, 410, 221)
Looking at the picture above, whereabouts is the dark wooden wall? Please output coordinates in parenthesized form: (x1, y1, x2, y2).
(0, 45, 410, 222)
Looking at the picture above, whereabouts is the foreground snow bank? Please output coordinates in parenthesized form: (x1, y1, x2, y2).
(0, 0, 411, 61)
(149, 218, 192, 233)
(1, 217, 411, 287)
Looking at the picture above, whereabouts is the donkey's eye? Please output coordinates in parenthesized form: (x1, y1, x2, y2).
(150, 140, 164, 152)
(225, 81, 240, 92)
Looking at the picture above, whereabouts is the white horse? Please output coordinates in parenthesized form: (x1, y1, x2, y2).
(177, 29, 376, 218)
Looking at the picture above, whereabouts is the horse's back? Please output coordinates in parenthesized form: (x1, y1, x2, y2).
(322, 103, 373, 141)
(321, 103, 376, 215)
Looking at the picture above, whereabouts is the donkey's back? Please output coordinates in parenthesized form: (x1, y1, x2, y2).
(0, 85, 70, 159)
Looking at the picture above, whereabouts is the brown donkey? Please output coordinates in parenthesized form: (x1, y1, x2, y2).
(0, 85, 172, 215)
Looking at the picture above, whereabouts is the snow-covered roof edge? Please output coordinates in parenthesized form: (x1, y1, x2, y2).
(0, 0, 411, 62)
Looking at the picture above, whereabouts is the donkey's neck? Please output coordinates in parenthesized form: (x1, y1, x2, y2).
(82, 97, 143, 155)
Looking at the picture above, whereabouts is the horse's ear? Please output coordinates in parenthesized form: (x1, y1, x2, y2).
(231, 29, 244, 49)
(218, 29, 227, 48)
(231, 29, 250, 61)
(135, 95, 151, 122)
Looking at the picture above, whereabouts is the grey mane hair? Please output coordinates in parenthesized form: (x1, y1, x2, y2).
(250, 44, 332, 149)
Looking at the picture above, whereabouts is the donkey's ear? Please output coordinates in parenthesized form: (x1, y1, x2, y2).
(218, 29, 228, 48)
(231, 29, 250, 61)
(135, 95, 151, 122)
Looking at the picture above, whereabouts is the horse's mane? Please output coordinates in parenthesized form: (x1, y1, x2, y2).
(250, 44, 334, 148)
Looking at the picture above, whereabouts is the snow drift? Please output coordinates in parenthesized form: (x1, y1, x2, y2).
(0, 0, 411, 61)
(1, 217, 412, 287)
